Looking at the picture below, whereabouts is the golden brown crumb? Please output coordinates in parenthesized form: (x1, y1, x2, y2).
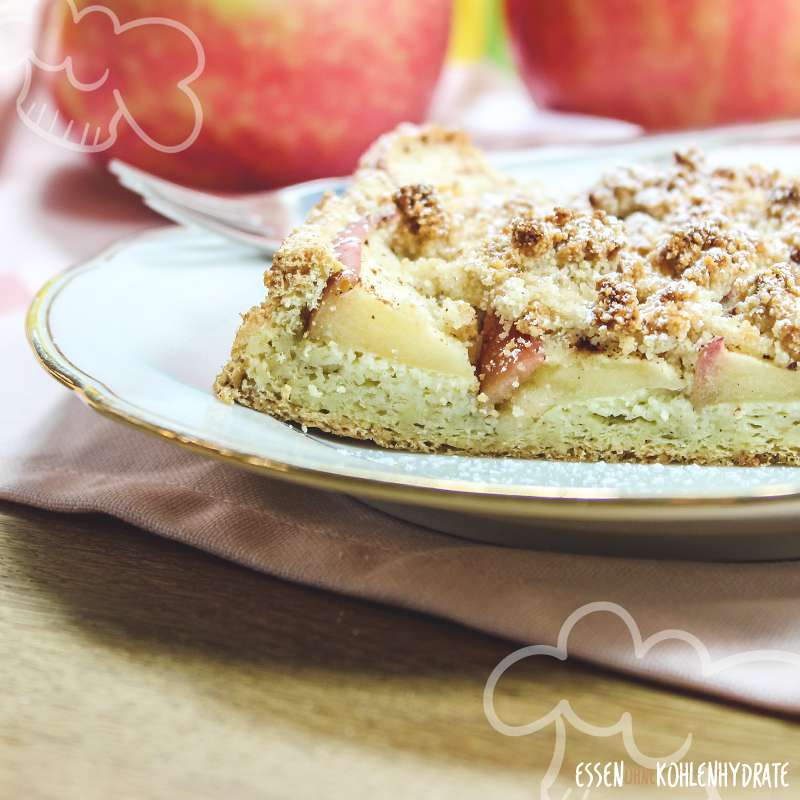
(510, 216, 549, 257)
(650, 219, 756, 295)
(520, 208, 624, 266)
(673, 149, 703, 170)
(767, 183, 800, 219)
(732, 263, 800, 360)
(654, 220, 733, 274)
(593, 275, 640, 332)
(390, 183, 450, 258)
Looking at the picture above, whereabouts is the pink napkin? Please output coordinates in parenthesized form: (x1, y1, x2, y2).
(3, 72, 800, 722)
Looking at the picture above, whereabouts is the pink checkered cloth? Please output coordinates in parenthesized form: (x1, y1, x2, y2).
(3, 70, 800, 719)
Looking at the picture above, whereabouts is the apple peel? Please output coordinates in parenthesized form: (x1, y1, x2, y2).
(322, 218, 371, 297)
(477, 312, 545, 406)
(692, 336, 726, 407)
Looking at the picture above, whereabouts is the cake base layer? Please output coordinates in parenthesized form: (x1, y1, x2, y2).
(215, 331, 800, 466)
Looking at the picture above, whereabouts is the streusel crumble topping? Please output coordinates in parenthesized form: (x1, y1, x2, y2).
(370, 149, 800, 372)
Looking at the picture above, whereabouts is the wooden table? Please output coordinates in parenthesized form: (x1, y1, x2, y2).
(2, 501, 798, 799)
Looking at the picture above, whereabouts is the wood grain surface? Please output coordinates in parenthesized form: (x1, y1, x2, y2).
(1, 501, 798, 799)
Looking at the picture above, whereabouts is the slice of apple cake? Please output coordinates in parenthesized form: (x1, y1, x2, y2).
(215, 125, 800, 465)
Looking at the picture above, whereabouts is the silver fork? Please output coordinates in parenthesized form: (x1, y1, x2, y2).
(109, 159, 348, 252)
(110, 119, 800, 253)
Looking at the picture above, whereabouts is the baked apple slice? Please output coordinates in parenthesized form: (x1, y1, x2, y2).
(308, 219, 473, 377)
(511, 351, 684, 414)
(693, 338, 800, 406)
(308, 285, 473, 377)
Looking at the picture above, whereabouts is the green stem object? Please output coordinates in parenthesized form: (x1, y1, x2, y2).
(486, 0, 513, 70)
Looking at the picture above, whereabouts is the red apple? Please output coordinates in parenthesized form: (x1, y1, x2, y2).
(36, 0, 451, 189)
(504, 0, 800, 130)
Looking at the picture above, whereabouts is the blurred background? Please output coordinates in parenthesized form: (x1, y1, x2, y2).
(3, 0, 800, 190)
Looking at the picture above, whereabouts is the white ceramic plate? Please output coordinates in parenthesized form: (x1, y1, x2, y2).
(28, 144, 800, 560)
